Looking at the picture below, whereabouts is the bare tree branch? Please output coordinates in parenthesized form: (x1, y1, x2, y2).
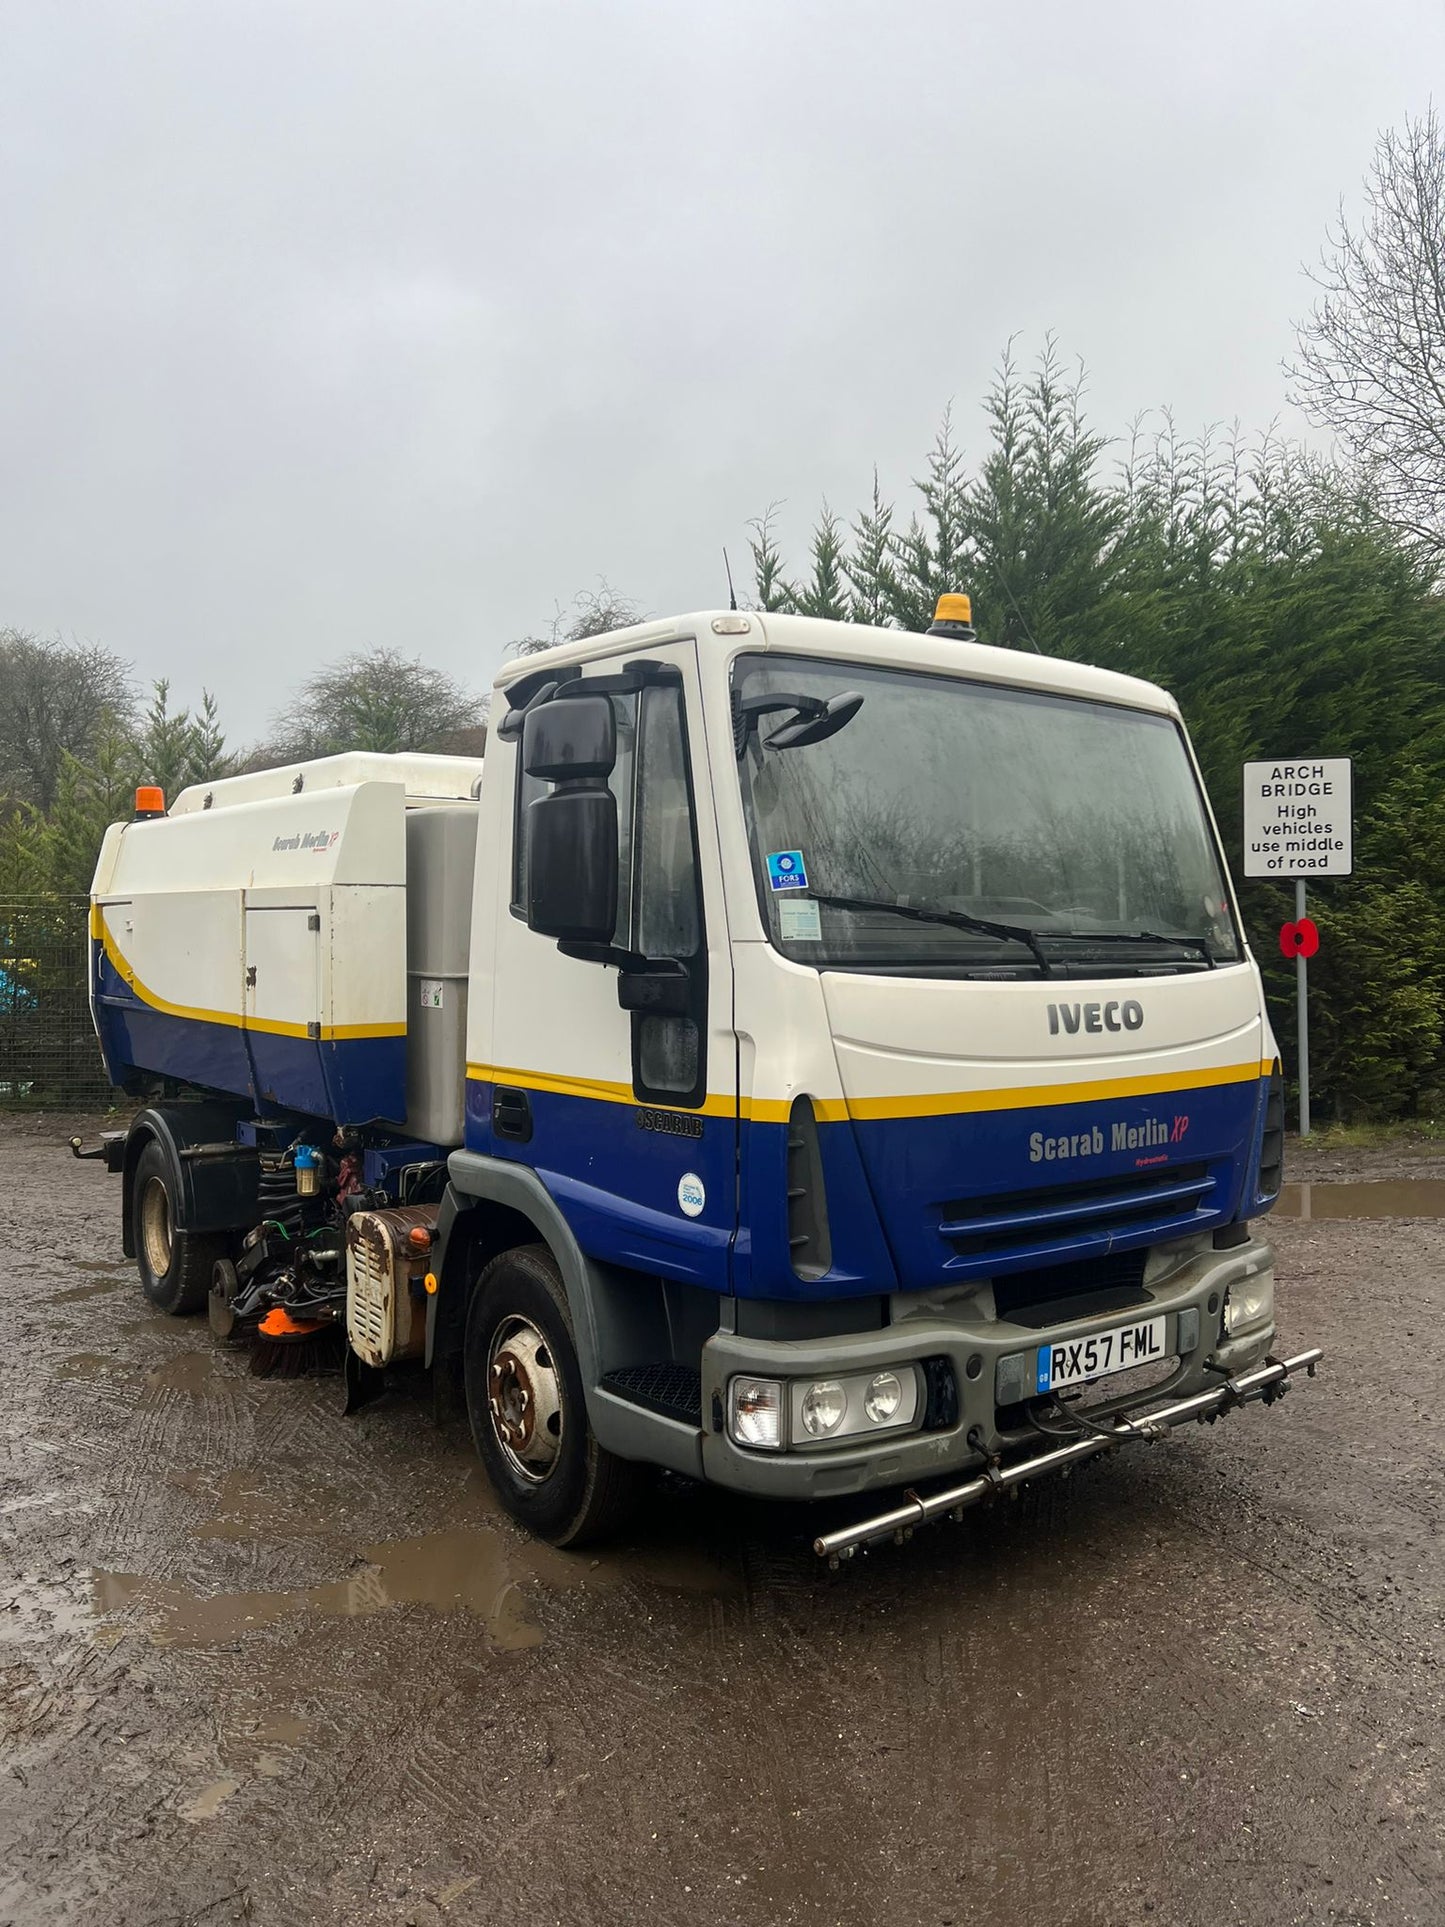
(1289, 108, 1445, 557)
(508, 581, 646, 657)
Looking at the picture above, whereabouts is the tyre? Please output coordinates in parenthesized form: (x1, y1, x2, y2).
(131, 1140, 224, 1316)
(463, 1243, 642, 1547)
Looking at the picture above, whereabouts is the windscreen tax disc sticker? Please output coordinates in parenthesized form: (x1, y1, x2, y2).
(766, 849, 809, 891)
(778, 897, 822, 942)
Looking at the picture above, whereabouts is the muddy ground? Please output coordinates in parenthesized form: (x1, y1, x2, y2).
(1, 1115, 1443, 1927)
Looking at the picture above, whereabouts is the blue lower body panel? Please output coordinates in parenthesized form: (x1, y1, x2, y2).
(94, 948, 406, 1126)
(465, 1075, 735, 1295)
(463, 1069, 1267, 1304)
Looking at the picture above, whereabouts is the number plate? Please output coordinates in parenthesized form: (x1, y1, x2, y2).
(1036, 1315, 1168, 1395)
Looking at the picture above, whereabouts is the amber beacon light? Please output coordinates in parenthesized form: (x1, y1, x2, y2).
(133, 786, 166, 819)
(927, 593, 976, 640)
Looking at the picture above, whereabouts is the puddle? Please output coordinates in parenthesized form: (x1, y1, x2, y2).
(94, 1512, 736, 1654)
(54, 1278, 124, 1303)
(0, 1571, 96, 1649)
(249, 1713, 311, 1745)
(1275, 1179, 1445, 1221)
(59, 1350, 224, 1396)
(94, 1525, 544, 1652)
(56, 1352, 133, 1384)
(179, 1778, 239, 1822)
(143, 1352, 218, 1396)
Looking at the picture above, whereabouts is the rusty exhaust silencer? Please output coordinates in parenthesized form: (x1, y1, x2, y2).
(814, 1346, 1323, 1564)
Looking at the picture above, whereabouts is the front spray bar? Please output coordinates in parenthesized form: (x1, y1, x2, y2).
(813, 1346, 1323, 1564)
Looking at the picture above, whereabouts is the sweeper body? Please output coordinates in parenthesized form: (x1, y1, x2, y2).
(83, 604, 1319, 1553)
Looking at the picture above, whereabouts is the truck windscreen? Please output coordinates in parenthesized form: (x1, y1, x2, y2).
(733, 653, 1241, 976)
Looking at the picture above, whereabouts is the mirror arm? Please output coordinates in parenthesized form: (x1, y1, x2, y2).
(556, 941, 686, 977)
(558, 941, 650, 970)
(496, 681, 559, 743)
(554, 943, 692, 1014)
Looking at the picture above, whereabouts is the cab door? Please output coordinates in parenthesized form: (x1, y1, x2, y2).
(478, 640, 737, 1294)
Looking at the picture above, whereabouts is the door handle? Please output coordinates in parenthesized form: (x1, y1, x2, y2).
(492, 1087, 533, 1143)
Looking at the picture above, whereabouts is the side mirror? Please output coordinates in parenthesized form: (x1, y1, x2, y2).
(524, 788, 618, 943)
(523, 694, 616, 781)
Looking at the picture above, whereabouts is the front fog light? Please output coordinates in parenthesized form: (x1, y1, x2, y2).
(864, 1371, 903, 1425)
(800, 1380, 847, 1437)
(1223, 1270, 1274, 1337)
(729, 1376, 783, 1450)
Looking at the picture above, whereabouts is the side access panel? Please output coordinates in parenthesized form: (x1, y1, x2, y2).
(243, 906, 324, 1114)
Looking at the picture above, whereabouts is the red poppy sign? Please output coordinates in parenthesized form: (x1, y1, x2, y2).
(1279, 918, 1320, 959)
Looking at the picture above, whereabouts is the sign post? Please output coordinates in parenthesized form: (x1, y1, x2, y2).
(1242, 759, 1353, 1137)
(1295, 878, 1311, 1135)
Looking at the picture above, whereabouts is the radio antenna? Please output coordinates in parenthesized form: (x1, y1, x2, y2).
(997, 573, 1042, 653)
(723, 548, 738, 611)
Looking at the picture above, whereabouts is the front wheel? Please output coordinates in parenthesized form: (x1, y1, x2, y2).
(463, 1244, 642, 1547)
(131, 1140, 224, 1315)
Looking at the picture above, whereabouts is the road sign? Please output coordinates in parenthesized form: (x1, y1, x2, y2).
(1242, 757, 1352, 1141)
(1242, 759, 1352, 879)
(1279, 918, 1320, 960)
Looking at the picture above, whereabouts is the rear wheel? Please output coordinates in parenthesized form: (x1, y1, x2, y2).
(131, 1140, 224, 1315)
(463, 1244, 642, 1547)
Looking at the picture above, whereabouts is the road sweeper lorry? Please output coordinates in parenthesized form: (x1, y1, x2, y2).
(81, 601, 1319, 1556)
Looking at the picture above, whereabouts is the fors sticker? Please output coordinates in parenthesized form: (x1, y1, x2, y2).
(766, 850, 809, 891)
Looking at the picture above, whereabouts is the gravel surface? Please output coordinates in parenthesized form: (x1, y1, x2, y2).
(1, 1114, 1442, 1926)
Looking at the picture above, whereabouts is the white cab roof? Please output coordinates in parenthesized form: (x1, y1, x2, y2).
(490, 610, 1178, 717)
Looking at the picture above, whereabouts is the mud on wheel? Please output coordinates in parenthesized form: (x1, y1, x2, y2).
(131, 1140, 225, 1316)
(463, 1243, 641, 1547)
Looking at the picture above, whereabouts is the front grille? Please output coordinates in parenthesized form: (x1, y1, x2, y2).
(992, 1248, 1149, 1326)
(938, 1162, 1219, 1276)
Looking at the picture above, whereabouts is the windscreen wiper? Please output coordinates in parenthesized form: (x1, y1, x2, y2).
(808, 893, 1055, 978)
(1045, 929, 1217, 969)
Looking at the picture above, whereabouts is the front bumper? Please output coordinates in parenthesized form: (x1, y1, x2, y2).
(700, 1235, 1277, 1500)
(814, 1344, 1322, 1561)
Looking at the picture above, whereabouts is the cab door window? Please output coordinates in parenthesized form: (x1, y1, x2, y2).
(629, 681, 706, 1105)
(508, 671, 706, 1107)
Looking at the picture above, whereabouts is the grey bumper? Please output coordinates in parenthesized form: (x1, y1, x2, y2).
(699, 1237, 1277, 1500)
(814, 1345, 1322, 1560)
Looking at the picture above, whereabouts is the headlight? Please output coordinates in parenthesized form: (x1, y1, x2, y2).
(1223, 1270, 1274, 1337)
(789, 1366, 921, 1446)
(864, 1371, 903, 1424)
(800, 1380, 847, 1437)
(729, 1377, 783, 1450)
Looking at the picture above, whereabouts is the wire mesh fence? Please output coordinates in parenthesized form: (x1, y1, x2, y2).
(0, 896, 113, 1107)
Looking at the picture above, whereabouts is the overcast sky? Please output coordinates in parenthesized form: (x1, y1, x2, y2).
(3, 0, 1443, 741)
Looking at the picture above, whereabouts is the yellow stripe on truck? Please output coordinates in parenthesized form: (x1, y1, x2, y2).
(840, 1059, 1271, 1121)
(464, 1061, 1271, 1124)
(92, 908, 404, 1043)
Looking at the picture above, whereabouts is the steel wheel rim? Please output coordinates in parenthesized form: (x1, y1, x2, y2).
(139, 1175, 173, 1278)
(486, 1315, 564, 1483)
